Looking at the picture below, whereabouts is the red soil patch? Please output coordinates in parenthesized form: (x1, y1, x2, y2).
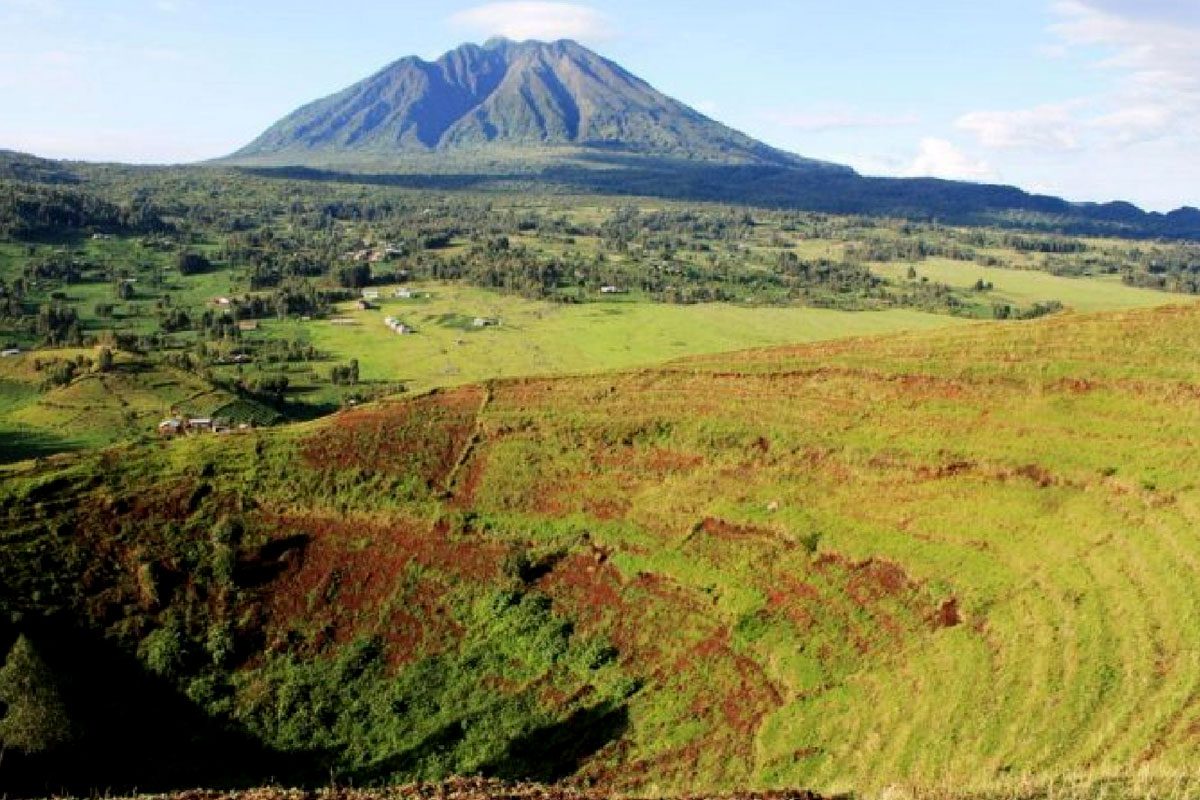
(72, 481, 246, 621)
(592, 446, 706, 475)
(930, 597, 962, 629)
(251, 511, 504, 664)
(915, 460, 977, 481)
(1009, 463, 1059, 488)
(681, 629, 785, 740)
(299, 387, 482, 487)
(812, 554, 929, 651)
(697, 517, 781, 543)
(837, 557, 915, 603)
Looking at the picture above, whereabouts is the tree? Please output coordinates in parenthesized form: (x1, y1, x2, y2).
(0, 635, 72, 759)
(96, 346, 114, 373)
(330, 358, 360, 386)
(336, 263, 371, 289)
(176, 252, 212, 276)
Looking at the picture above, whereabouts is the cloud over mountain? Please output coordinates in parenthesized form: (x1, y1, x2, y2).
(449, 3, 613, 43)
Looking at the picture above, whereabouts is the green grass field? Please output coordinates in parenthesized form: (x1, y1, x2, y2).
(267, 283, 974, 393)
(875, 258, 1177, 313)
(4, 265, 1188, 463)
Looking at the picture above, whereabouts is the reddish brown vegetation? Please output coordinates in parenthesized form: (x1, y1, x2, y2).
(299, 387, 483, 487)
(250, 512, 504, 663)
(931, 597, 962, 629)
(915, 460, 976, 481)
(592, 446, 705, 475)
(766, 576, 822, 632)
(697, 517, 781, 543)
(839, 557, 915, 601)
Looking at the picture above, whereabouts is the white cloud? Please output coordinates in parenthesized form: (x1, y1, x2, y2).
(956, 103, 1081, 150)
(1089, 104, 1173, 143)
(1049, 0, 1200, 146)
(903, 138, 995, 182)
(953, 1, 1200, 165)
(763, 109, 920, 132)
(449, 2, 612, 42)
(1079, 0, 1200, 26)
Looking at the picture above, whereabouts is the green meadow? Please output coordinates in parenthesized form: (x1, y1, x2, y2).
(273, 283, 971, 391)
(874, 258, 1179, 313)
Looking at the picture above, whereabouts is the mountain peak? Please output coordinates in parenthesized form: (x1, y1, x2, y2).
(228, 39, 847, 172)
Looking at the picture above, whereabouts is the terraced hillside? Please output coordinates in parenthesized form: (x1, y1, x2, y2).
(4, 305, 1200, 796)
(0, 349, 280, 464)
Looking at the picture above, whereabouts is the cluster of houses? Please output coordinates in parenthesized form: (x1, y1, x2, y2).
(384, 316, 413, 335)
(349, 286, 496, 333)
(214, 353, 252, 365)
(357, 287, 425, 312)
(157, 415, 252, 437)
(344, 245, 405, 264)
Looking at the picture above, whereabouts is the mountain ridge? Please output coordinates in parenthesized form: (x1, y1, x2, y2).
(227, 38, 847, 171)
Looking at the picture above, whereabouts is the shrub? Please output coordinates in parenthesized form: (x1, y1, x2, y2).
(139, 623, 186, 679)
(0, 635, 73, 754)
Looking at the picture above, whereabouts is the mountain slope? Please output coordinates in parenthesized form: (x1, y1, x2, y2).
(216, 37, 1200, 239)
(6, 304, 1200, 794)
(228, 38, 843, 170)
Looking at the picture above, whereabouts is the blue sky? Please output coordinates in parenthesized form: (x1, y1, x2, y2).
(1, 0, 1197, 210)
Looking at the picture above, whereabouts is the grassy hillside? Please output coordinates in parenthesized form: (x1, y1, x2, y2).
(6, 303, 1200, 796)
(243, 273, 1182, 399)
(0, 348, 278, 464)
